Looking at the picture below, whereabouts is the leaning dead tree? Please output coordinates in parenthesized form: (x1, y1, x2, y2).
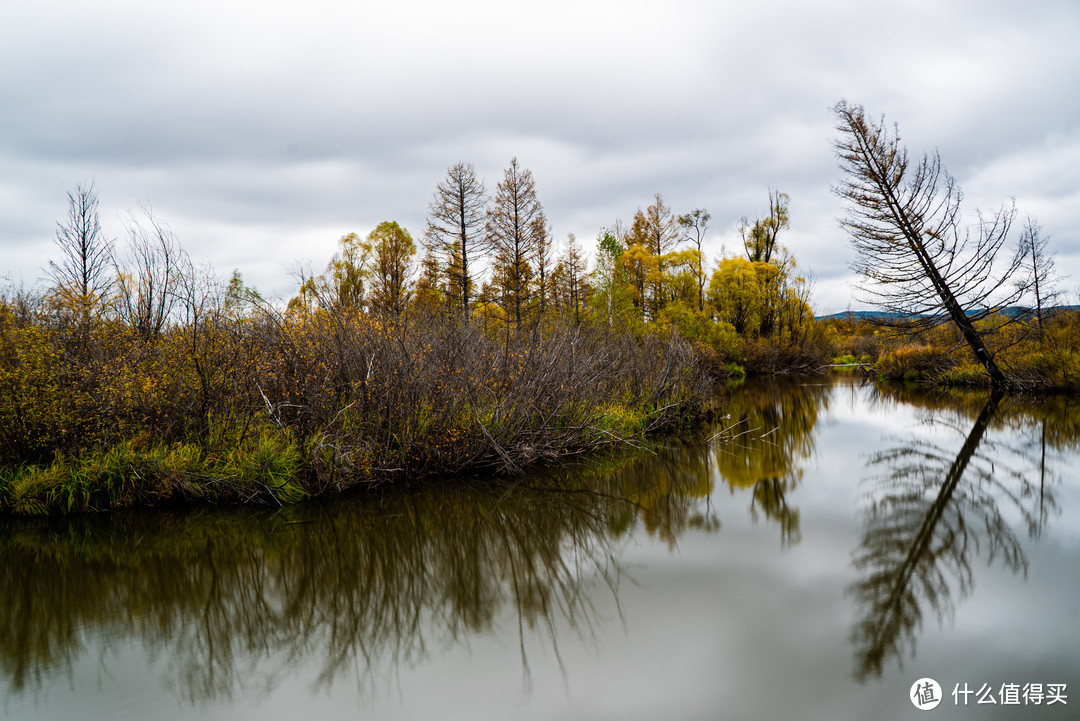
(833, 101, 1024, 389)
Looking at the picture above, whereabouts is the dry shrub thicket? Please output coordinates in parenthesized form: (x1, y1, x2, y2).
(0, 278, 709, 514)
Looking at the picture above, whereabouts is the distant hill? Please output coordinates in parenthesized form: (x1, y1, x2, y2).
(815, 305, 1080, 323)
(815, 310, 903, 322)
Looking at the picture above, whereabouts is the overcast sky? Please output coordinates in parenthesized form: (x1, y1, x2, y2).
(2, 0, 1078, 313)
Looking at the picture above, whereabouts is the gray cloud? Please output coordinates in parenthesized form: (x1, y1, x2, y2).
(3, 0, 1078, 311)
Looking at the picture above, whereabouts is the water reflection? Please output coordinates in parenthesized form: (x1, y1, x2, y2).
(867, 382, 1080, 456)
(849, 388, 1062, 681)
(1, 377, 1073, 716)
(713, 378, 830, 547)
(608, 443, 718, 544)
(0, 448, 714, 706)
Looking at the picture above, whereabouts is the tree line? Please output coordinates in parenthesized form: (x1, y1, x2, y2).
(3, 103, 1076, 514)
(283, 157, 822, 374)
(12, 102, 1074, 395)
(0, 166, 726, 514)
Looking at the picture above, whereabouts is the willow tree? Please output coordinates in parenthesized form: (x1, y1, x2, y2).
(289, 232, 370, 314)
(677, 208, 710, 310)
(740, 189, 788, 264)
(115, 203, 186, 341)
(368, 221, 416, 317)
(833, 101, 1023, 389)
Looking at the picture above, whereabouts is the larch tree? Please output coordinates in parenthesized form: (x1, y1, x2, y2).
(629, 192, 682, 257)
(49, 180, 114, 325)
(833, 100, 1025, 389)
(1016, 216, 1062, 332)
(554, 232, 589, 325)
(531, 209, 553, 319)
(425, 162, 487, 325)
(410, 250, 445, 318)
(626, 193, 681, 318)
(486, 157, 543, 331)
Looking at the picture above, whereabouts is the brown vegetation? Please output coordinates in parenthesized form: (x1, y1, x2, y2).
(824, 308, 1080, 391)
(0, 279, 709, 514)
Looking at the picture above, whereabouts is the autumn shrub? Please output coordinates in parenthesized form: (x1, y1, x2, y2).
(0, 303, 197, 465)
(255, 309, 708, 486)
(937, 363, 988, 387)
(0, 323, 76, 463)
(735, 335, 829, 374)
(1, 279, 712, 514)
(822, 317, 936, 370)
(876, 345, 957, 382)
(1000, 347, 1080, 392)
(990, 311, 1080, 391)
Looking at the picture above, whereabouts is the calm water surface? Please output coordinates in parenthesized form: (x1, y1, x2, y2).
(2, 375, 1078, 720)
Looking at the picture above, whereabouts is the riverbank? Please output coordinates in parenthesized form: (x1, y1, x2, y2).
(6, 373, 1075, 721)
(0, 306, 711, 515)
(823, 308, 1080, 392)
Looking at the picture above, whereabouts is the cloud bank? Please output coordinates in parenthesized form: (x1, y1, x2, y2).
(2, 0, 1078, 312)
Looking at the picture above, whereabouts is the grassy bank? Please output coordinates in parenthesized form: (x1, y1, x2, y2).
(823, 308, 1080, 391)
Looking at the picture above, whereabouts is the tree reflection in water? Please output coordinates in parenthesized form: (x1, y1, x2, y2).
(4, 377, 1070, 708)
(849, 388, 1062, 682)
(712, 378, 830, 547)
(0, 446, 716, 706)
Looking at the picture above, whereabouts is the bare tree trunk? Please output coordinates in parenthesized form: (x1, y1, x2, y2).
(834, 101, 1016, 389)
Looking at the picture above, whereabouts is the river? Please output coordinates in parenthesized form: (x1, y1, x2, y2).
(1, 374, 1077, 720)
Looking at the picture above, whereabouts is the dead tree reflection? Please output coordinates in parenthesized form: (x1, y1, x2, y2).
(850, 391, 1059, 681)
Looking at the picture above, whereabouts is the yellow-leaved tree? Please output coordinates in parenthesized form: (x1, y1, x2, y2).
(367, 221, 416, 317)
